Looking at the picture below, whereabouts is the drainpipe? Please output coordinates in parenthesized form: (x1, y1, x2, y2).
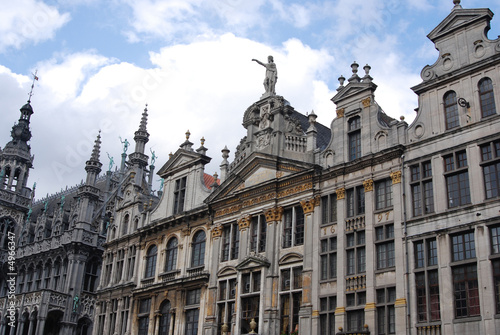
(401, 154, 411, 335)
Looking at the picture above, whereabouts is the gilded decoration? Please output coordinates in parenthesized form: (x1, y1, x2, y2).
(264, 207, 284, 222)
(336, 108, 345, 118)
(300, 196, 321, 214)
(395, 298, 407, 306)
(363, 179, 373, 192)
(362, 97, 371, 108)
(336, 188, 345, 200)
(390, 170, 402, 184)
(364, 302, 376, 310)
(335, 306, 346, 314)
(238, 215, 252, 231)
(212, 226, 222, 239)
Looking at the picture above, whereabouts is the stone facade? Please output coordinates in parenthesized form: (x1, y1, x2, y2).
(1, 2, 500, 335)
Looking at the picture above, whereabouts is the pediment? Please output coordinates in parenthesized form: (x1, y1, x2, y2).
(331, 82, 377, 105)
(207, 153, 313, 203)
(157, 149, 210, 177)
(279, 252, 303, 265)
(427, 8, 493, 42)
(236, 253, 271, 271)
(217, 266, 238, 277)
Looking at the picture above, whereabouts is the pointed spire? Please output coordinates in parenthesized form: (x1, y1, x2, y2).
(139, 104, 148, 131)
(90, 130, 102, 162)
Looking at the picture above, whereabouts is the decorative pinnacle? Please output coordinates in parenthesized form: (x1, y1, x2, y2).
(139, 104, 148, 131)
(201, 137, 205, 146)
(338, 75, 345, 86)
(453, 0, 462, 9)
(90, 130, 102, 161)
(351, 61, 359, 74)
(186, 130, 191, 140)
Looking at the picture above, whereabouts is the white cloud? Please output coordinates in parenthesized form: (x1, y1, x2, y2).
(0, 0, 70, 52)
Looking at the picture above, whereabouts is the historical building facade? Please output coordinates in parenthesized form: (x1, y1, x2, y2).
(1, 1, 499, 334)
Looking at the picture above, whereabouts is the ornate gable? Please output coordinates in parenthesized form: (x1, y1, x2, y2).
(427, 8, 493, 42)
(236, 253, 271, 271)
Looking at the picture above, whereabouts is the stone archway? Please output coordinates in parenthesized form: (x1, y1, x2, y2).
(76, 317, 92, 335)
(43, 310, 63, 335)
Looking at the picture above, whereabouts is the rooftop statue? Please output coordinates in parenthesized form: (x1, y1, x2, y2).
(119, 136, 129, 153)
(252, 55, 277, 96)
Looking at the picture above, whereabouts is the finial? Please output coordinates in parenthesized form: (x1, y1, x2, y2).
(453, 0, 462, 9)
(363, 64, 371, 76)
(351, 61, 359, 74)
(338, 75, 345, 87)
(28, 70, 39, 103)
(169, 152, 173, 159)
(201, 137, 205, 146)
(186, 130, 191, 140)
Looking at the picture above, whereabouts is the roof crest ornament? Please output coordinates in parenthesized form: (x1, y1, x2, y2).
(28, 70, 39, 103)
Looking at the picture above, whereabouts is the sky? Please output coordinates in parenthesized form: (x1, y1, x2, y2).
(0, 0, 499, 200)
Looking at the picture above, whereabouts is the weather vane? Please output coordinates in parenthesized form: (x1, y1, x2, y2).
(28, 70, 39, 103)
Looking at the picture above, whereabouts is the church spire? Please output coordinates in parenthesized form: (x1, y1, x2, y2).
(130, 104, 150, 166)
(85, 131, 103, 185)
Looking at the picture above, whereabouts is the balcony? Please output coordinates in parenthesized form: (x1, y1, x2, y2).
(416, 324, 441, 335)
(345, 215, 365, 231)
(345, 274, 366, 291)
(159, 270, 180, 283)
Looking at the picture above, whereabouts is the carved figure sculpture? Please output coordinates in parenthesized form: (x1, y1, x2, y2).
(252, 55, 277, 95)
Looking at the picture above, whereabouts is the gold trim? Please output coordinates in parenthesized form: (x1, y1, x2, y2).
(300, 195, 321, 214)
(336, 108, 345, 118)
(212, 226, 222, 239)
(238, 215, 252, 231)
(363, 179, 373, 192)
(312, 310, 320, 317)
(365, 302, 376, 310)
(336, 188, 345, 200)
(334, 306, 345, 314)
(395, 298, 407, 306)
(390, 171, 402, 184)
(264, 207, 284, 222)
(362, 97, 371, 108)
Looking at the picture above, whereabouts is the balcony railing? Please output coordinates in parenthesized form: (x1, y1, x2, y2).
(160, 270, 180, 283)
(345, 274, 366, 291)
(416, 324, 441, 335)
(345, 215, 365, 231)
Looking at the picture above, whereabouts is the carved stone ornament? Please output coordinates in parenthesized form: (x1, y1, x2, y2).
(390, 171, 402, 184)
(255, 132, 271, 149)
(336, 108, 345, 118)
(238, 215, 252, 231)
(362, 97, 371, 108)
(264, 207, 284, 223)
(336, 188, 345, 200)
(300, 196, 321, 214)
(363, 179, 373, 192)
(212, 225, 223, 239)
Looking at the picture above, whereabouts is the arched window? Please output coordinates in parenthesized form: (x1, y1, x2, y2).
(191, 231, 206, 267)
(53, 259, 61, 290)
(34, 263, 43, 290)
(444, 91, 459, 130)
(144, 245, 157, 278)
(122, 214, 129, 236)
(44, 260, 52, 289)
(35, 227, 43, 241)
(479, 78, 496, 118)
(165, 238, 178, 272)
(159, 300, 172, 335)
(83, 258, 100, 292)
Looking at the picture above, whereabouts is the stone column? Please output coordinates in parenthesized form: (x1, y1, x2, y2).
(262, 206, 283, 335)
(363, 179, 376, 331)
(334, 187, 346, 331)
(204, 226, 223, 335)
(238, 215, 252, 259)
(298, 196, 320, 335)
(35, 316, 45, 335)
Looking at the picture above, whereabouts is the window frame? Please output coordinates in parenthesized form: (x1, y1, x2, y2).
(444, 150, 471, 208)
(478, 77, 496, 118)
(444, 91, 459, 130)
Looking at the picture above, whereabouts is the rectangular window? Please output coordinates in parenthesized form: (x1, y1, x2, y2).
(319, 296, 336, 335)
(346, 230, 365, 275)
(345, 292, 365, 333)
(283, 206, 305, 248)
(346, 186, 365, 218)
(240, 271, 261, 334)
(138, 298, 151, 335)
(114, 249, 124, 284)
(453, 264, 480, 318)
(280, 267, 303, 334)
(173, 176, 187, 214)
(414, 238, 440, 323)
(217, 278, 236, 335)
(348, 116, 361, 161)
(186, 288, 201, 335)
(375, 179, 393, 210)
(491, 225, 500, 254)
(376, 287, 396, 334)
(493, 260, 500, 314)
(376, 224, 395, 270)
(452, 231, 475, 262)
(480, 140, 500, 199)
(321, 194, 337, 225)
(444, 151, 471, 208)
(250, 215, 266, 253)
(221, 222, 239, 262)
(411, 161, 434, 216)
(320, 236, 337, 280)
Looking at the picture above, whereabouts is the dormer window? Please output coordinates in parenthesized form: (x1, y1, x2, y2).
(479, 77, 496, 118)
(173, 176, 187, 214)
(444, 91, 459, 130)
(348, 116, 361, 161)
